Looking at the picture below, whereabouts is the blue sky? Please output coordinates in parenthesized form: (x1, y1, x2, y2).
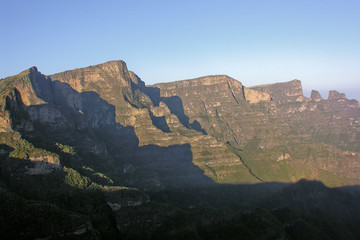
(1, 0, 359, 99)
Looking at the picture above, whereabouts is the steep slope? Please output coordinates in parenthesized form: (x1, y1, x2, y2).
(1, 60, 360, 239)
(251, 81, 360, 152)
(251, 79, 305, 103)
(150, 75, 276, 148)
(1, 60, 360, 187)
(50, 63, 257, 185)
(50, 60, 152, 120)
(153, 76, 360, 186)
(1, 62, 257, 189)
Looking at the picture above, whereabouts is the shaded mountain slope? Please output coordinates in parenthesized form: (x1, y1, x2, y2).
(153, 75, 360, 186)
(1, 60, 360, 239)
(0, 61, 256, 189)
(1, 60, 360, 188)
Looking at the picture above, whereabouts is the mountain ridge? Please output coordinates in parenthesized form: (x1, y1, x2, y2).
(1, 60, 360, 239)
(1, 60, 360, 188)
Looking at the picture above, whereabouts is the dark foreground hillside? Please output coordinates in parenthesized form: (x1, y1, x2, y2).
(1, 160, 360, 239)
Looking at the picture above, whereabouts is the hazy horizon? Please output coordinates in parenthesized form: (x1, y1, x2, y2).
(1, 0, 359, 100)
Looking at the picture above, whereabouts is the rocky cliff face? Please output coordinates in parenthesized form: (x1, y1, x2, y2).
(250, 79, 305, 103)
(50, 61, 151, 116)
(2, 61, 360, 239)
(1, 60, 360, 188)
(310, 90, 323, 101)
(0, 66, 119, 130)
(153, 76, 360, 186)
(51, 60, 132, 93)
(0, 88, 33, 132)
(0, 61, 254, 189)
(328, 90, 346, 100)
(243, 87, 271, 104)
(151, 75, 281, 149)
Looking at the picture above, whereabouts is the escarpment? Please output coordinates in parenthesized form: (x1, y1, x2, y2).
(250, 79, 305, 103)
(152, 75, 360, 185)
(1, 60, 360, 188)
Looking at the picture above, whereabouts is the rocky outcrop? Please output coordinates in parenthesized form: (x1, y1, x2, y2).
(154, 76, 360, 186)
(6, 67, 47, 106)
(129, 71, 145, 87)
(328, 90, 346, 101)
(0, 88, 34, 132)
(50, 61, 150, 110)
(0, 111, 11, 132)
(26, 160, 61, 175)
(310, 90, 323, 102)
(151, 75, 282, 148)
(251, 80, 305, 103)
(50, 61, 152, 126)
(103, 187, 149, 211)
(0, 89, 20, 132)
(243, 87, 271, 104)
(51, 60, 132, 93)
(152, 75, 245, 102)
(0, 68, 51, 132)
(1, 67, 121, 130)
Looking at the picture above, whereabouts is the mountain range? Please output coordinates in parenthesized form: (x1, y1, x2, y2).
(1, 60, 360, 239)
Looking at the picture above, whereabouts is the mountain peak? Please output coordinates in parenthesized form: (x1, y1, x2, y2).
(29, 66, 38, 73)
(77, 60, 129, 77)
(89, 60, 128, 71)
(0, 66, 41, 95)
(328, 90, 346, 100)
(310, 90, 323, 102)
(50, 60, 132, 93)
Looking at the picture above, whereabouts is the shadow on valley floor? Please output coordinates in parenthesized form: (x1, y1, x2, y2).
(13, 74, 214, 190)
